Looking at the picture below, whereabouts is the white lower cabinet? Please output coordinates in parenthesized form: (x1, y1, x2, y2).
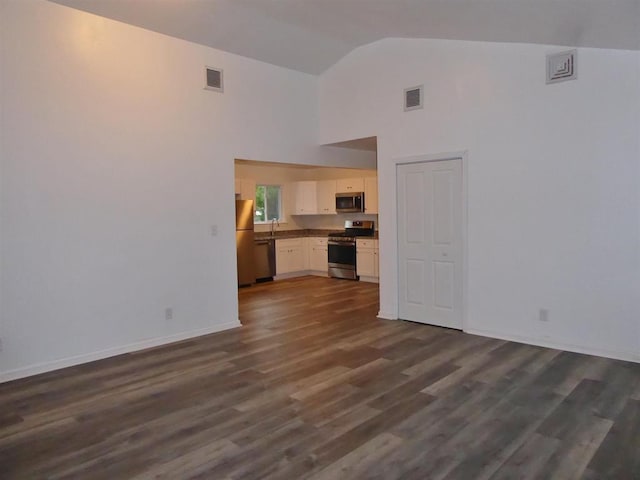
(275, 237, 328, 278)
(275, 238, 305, 275)
(356, 238, 379, 282)
(275, 236, 378, 281)
(308, 237, 328, 273)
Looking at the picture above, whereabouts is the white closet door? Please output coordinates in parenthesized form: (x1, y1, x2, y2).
(397, 159, 463, 329)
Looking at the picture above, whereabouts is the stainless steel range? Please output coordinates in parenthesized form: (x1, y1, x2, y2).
(328, 220, 375, 280)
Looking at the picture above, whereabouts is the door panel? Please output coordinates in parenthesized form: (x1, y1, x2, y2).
(433, 170, 454, 245)
(405, 172, 425, 243)
(406, 259, 426, 305)
(434, 261, 454, 309)
(398, 159, 462, 329)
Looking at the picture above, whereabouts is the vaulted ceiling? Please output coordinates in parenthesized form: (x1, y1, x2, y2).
(52, 0, 640, 75)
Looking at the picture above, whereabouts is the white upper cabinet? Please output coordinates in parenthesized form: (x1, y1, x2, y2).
(364, 177, 378, 214)
(292, 181, 318, 215)
(336, 177, 364, 193)
(317, 180, 336, 214)
(291, 176, 376, 216)
(235, 178, 256, 201)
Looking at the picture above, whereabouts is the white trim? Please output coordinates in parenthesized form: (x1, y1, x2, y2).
(358, 276, 379, 284)
(0, 321, 242, 383)
(274, 271, 307, 280)
(273, 270, 330, 280)
(377, 311, 398, 320)
(465, 327, 640, 364)
(308, 271, 330, 277)
(393, 150, 469, 330)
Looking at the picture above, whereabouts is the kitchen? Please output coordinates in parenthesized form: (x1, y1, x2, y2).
(234, 158, 379, 288)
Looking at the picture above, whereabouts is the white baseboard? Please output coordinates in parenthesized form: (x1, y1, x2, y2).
(377, 311, 398, 320)
(0, 320, 242, 383)
(465, 327, 640, 364)
(308, 270, 329, 277)
(274, 270, 328, 281)
(359, 276, 379, 284)
(274, 271, 307, 280)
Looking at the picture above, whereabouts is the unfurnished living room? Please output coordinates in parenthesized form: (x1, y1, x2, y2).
(1, 1, 639, 478)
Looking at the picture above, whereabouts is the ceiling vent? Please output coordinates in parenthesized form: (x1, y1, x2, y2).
(546, 50, 577, 84)
(404, 85, 423, 111)
(204, 66, 223, 92)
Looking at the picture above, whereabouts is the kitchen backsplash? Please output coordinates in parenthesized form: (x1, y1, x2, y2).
(293, 213, 378, 231)
(253, 213, 378, 233)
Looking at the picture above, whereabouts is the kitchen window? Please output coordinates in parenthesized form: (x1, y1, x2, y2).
(254, 185, 282, 223)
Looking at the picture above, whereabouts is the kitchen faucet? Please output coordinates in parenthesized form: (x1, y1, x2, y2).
(270, 218, 279, 235)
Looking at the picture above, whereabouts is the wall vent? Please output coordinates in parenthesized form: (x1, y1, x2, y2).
(204, 66, 223, 92)
(404, 85, 423, 111)
(546, 50, 577, 84)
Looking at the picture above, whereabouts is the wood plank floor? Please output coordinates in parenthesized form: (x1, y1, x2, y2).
(1, 276, 639, 479)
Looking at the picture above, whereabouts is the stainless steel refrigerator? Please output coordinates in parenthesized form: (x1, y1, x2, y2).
(236, 199, 255, 287)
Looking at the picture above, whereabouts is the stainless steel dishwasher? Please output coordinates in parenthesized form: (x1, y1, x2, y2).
(254, 238, 276, 281)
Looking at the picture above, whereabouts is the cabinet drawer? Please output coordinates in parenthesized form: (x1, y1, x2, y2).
(309, 237, 328, 246)
(356, 238, 376, 249)
(276, 238, 303, 248)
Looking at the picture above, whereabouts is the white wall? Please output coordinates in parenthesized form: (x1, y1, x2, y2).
(319, 38, 640, 361)
(2, 4, 638, 380)
(302, 166, 377, 180)
(313, 146, 377, 170)
(0, 0, 337, 380)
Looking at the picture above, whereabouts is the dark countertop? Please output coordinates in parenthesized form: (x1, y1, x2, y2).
(254, 229, 334, 241)
(254, 229, 379, 241)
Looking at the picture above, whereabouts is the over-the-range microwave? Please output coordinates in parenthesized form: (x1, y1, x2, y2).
(335, 192, 365, 213)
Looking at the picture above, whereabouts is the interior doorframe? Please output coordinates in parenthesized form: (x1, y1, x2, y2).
(394, 150, 469, 331)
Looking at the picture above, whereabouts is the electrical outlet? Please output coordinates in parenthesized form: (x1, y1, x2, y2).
(165, 308, 173, 321)
(210, 225, 218, 237)
(539, 309, 549, 322)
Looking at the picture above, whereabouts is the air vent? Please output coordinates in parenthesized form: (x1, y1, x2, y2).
(546, 50, 577, 84)
(404, 85, 423, 111)
(204, 66, 223, 92)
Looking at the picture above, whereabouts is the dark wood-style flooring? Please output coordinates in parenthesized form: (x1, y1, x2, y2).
(1, 276, 639, 479)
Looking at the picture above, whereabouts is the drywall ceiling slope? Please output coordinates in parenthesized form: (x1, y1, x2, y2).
(51, 0, 640, 75)
(327, 137, 378, 152)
